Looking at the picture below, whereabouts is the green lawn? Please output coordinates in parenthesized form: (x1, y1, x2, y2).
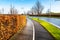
(32, 18, 60, 40)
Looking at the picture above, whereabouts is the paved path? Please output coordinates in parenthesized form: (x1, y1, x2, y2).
(9, 18, 33, 40)
(32, 20, 54, 40)
(10, 18, 54, 40)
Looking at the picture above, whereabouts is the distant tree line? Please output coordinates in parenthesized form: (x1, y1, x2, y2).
(0, 5, 18, 14)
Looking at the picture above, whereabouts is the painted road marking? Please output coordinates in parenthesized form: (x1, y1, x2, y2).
(29, 19, 35, 40)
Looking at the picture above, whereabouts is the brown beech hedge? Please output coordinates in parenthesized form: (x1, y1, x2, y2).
(0, 14, 26, 40)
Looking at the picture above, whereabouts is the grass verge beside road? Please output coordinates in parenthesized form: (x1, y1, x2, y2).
(32, 18, 60, 40)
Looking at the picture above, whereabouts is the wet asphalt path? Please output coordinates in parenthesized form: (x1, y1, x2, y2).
(10, 18, 54, 40)
(32, 20, 54, 40)
(10, 18, 33, 40)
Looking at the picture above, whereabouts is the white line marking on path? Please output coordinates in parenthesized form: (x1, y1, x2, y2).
(29, 19, 35, 40)
(32, 22, 35, 40)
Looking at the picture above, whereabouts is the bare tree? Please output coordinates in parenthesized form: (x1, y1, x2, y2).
(31, 7, 37, 15)
(10, 5, 18, 14)
(34, 0, 44, 15)
(10, 5, 13, 14)
(2, 8, 4, 14)
(31, 7, 34, 15)
(46, 9, 50, 14)
(0, 10, 1, 14)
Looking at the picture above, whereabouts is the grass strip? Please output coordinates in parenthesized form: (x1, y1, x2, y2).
(32, 18, 60, 40)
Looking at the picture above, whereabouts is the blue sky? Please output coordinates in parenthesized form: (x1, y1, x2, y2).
(0, 0, 60, 14)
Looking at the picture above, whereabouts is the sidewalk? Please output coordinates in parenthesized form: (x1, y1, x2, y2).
(9, 18, 33, 40)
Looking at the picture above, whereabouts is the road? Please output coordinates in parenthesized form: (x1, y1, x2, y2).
(31, 20, 54, 40)
(32, 16, 60, 28)
(39, 17, 60, 28)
